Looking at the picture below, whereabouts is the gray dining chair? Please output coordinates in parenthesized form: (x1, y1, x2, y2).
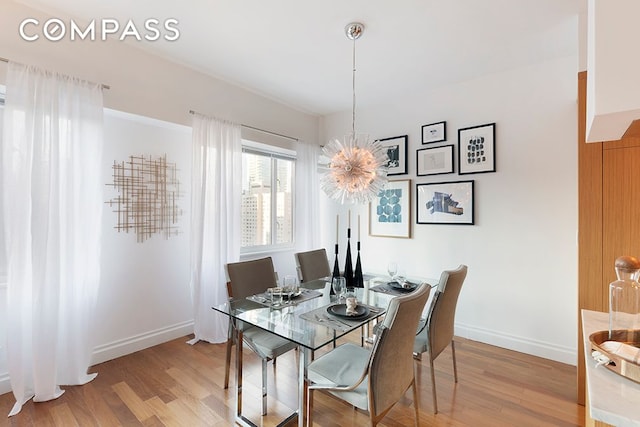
(223, 257, 297, 416)
(294, 248, 331, 282)
(306, 282, 431, 427)
(413, 264, 467, 414)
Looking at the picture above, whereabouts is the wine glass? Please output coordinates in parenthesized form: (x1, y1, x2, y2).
(332, 277, 346, 302)
(387, 262, 398, 280)
(283, 275, 299, 304)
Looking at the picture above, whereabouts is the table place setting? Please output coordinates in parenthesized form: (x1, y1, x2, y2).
(370, 278, 422, 296)
(246, 287, 322, 308)
(300, 298, 385, 332)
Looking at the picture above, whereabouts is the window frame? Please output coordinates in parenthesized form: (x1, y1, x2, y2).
(240, 140, 296, 255)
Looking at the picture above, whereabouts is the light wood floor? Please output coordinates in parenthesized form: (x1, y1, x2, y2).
(0, 333, 585, 426)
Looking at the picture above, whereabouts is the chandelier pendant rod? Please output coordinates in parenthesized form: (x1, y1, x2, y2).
(352, 34, 357, 136)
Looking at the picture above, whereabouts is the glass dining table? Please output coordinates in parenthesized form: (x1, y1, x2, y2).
(213, 275, 435, 427)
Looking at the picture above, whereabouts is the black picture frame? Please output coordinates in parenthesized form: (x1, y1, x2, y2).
(416, 145, 454, 176)
(377, 135, 408, 175)
(458, 123, 496, 175)
(421, 121, 446, 144)
(416, 180, 474, 225)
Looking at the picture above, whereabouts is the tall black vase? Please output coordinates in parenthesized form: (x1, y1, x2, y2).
(331, 243, 340, 295)
(354, 241, 364, 288)
(344, 228, 354, 288)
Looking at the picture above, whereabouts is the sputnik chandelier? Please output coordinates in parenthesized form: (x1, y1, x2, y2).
(321, 22, 388, 204)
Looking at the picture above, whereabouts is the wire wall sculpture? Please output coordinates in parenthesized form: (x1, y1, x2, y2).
(106, 154, 182, 243)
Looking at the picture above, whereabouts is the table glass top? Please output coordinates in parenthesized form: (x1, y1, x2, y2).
(213, 276, 436, 351)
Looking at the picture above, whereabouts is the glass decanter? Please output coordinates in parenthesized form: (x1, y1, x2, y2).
(609, 255, 640, 342)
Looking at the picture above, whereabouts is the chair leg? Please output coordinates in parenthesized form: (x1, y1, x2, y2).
(307, 388, 314, 426)
(411, 378, 420, 427)
(224, 338, 233, 389)
(261, 358, 268, 415)
(451, 340, 458, 383)
(429, 356, 438, 414)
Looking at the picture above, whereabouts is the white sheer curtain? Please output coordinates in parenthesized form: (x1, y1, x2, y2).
(1, 62, 104, 416)
(188, 114, 242, 344)
(295, 139, 321, 250)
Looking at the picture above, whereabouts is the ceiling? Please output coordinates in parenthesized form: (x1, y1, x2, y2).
(15, 0, 584, 116)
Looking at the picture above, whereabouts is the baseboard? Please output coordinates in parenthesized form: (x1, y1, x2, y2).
(455, 322, 576, 366)
(90, 321, 194, 366)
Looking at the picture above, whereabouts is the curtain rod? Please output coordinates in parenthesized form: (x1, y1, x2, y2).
(189, 109, 298, 142)
(0, 56, 111, 90)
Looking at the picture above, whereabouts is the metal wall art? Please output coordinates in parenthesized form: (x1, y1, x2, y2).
(106, 154, 182, 243)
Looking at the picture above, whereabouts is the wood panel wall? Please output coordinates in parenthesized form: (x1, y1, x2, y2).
(577, 70, 602, 406)
(578, 70, 640, 426)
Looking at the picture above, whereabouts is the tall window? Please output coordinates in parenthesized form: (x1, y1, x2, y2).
(241, 142, 295, 252)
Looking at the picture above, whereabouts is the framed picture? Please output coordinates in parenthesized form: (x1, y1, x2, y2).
(422, 121, 446, 144)
(377, 135, 408, 175)
(416, 180, 474, 225)
(458, 123, 496, 175)
(417, 145, 454, 176)
(369, 179, 411, 238)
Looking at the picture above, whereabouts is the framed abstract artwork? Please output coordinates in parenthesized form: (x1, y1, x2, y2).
(377, 135, 408, 175)
(458, 123, 496, 175)
(421, 121, 446, 144)
(416, 180, 474, 225)
(369, 179, 411, 238)
(416, 144, 454, 176)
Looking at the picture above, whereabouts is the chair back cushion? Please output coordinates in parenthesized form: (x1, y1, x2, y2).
(226, 257, 277, 299)
(428, 264, 467, 358)
(294, 248, 331, 282)
(369, 282, 431, 415)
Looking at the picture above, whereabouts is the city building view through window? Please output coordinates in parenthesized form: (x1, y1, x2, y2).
(241, 147, 294, 250)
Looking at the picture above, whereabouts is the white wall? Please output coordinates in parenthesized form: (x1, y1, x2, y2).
(92, 110, 194, 365)
(0, 1, 319, 142)
(320, 54, 579, 364)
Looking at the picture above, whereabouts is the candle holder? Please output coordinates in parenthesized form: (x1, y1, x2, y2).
(331, 243, 340, 295)
(354, 241, 364, 288)
(344, 228, 354, 289)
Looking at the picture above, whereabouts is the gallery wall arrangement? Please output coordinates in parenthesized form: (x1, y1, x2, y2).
(371, 120, 496, 235)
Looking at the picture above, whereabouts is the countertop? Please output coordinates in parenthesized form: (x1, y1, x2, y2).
(582, 309, 640, 426)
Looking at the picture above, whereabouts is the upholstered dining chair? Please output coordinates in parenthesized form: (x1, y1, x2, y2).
(306, 282, 431, 427)
(224, 257, 297, 416)
(413, 264, 468, 414)
(294, 248, 331, 282)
